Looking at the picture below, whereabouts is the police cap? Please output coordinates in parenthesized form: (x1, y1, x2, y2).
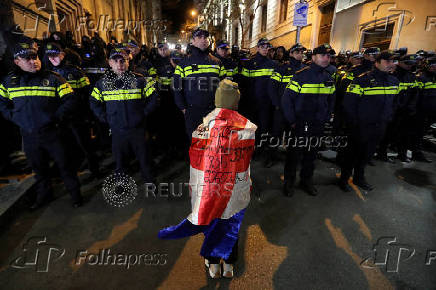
(313, 43, 335, 55)
(216, 40, 230, 49)
(192, 27, 209, 38)
(45, 42, 62, 56)
(109, 46, 129, 59)
(290, 43, 306, 53)
(13, 37, 37, 59)
(257, 38, 271, 47)
(363, 47, 381, 55)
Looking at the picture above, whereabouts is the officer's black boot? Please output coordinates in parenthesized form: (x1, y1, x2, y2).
(299, 179, 318, 196)
(412, 151, 432, 163)
(353, 178, 374, 191)
(30, 193, 54, 210)
(72, 192, 83, 208)
(338, 178, 352, 192)
(376, 152, 395, 163)
(283, 180, 295, 197)
(398, 152, 411, 163)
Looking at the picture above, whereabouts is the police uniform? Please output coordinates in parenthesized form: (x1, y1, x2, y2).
(150, 43, 186, 155)
(214, 40, 239, 81)
(268, 44, 306, 167)
(173, 28, 226, 138)
(281, 44, 336, 196)
(44, 43, 100, 175)
(333, 52, 364, 136)
(239, 38, 276, 136)
(90, 48, 158, 182)
(338, 48, 380, 98)
(414, 57, 436, 162)
(0, 39, 83, 208)
(379, 54, 420, 162)
(339, 51, 400, 191)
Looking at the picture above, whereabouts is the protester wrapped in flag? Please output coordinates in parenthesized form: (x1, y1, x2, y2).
(158, 79, 257, 278)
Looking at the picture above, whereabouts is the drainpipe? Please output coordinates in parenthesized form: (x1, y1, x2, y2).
(392, 11, 404, 49)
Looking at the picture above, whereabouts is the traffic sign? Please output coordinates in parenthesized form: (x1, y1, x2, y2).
(293, 2, 308, 26)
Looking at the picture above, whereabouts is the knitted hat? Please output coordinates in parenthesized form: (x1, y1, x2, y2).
(215, 79, 240, 110)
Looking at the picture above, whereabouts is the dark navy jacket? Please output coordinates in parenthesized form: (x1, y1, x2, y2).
(269, 57, 305, 108)
(90, 70, 158, 131)
(240, 53, 276, 106)
(51, 62, 91, 119)
(417, 70, 436, 115)
(152, 55, 175, 89)
(393, 66, 419, 115)
(173, 46, 225, 110)
(281, 63, 336, 125)
(214, 54, 239, 82)
(343, 68, 399, 126)
(0, 69, 76, 133)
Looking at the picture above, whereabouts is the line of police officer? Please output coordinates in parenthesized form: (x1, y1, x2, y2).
(1, 28, 435, 210)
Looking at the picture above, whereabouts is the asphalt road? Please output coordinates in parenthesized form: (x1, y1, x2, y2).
(0, 151, 435, 290)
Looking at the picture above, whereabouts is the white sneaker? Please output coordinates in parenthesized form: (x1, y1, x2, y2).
(208, 263, 221, 279)
(222, 262, 234, 278)
(205, 259, 221, 278)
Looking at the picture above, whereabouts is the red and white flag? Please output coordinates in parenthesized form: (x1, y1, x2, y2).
(188, 108, 257, 225)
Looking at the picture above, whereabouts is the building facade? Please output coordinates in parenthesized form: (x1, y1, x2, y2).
(201, 0, 436, 53)
(5, 0, 165, 45)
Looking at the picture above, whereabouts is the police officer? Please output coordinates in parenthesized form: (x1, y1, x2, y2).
(339, 47, 380, 95)
(268, 43, 306, 168)
(339, 51, 399, 192)
(130, 41, 157, 78)
(175, 43, 184, 57)
(173, 28, 226, 138)
(90, 47, 158, 183)
(214, 40, 239, 81)
(240, 38, 276, 164)
(150, 42, 186, 157)
(44, 42, 100, 176)
(281, 44, 336, 197)
(378, 54, 419, 162)
(0, 38, 83, 209)
(333, 52, 364, 134)
(231, 45, 240, 63)
(413, 56, 436, 163)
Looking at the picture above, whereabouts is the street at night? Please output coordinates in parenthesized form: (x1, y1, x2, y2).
(1, 0, 435, 289)
(1, 152, 435, 289)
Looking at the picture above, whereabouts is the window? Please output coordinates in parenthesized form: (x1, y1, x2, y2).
(261, 4, 267, 33)
(279, 0, 288, 23)
(318, 2, 335, 45)
(361, 23, 394, 50)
